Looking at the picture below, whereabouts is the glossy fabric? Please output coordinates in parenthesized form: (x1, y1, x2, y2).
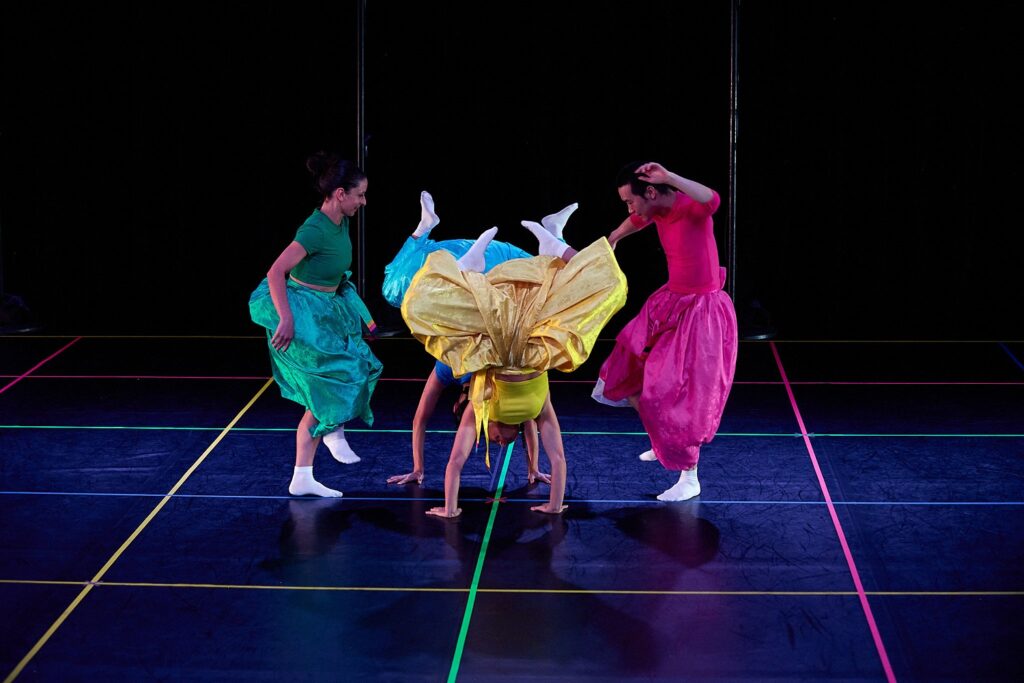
(433, 359, 470, 387)
(489, 374, 549, 425)
(401, 238, 627, 455)
(382, 235, 531, 308)
(596, 272, 737, 470)
(249, 278, 382, 437)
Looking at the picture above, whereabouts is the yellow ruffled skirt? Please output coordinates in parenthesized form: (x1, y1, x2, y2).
(401, 238, 628, 461)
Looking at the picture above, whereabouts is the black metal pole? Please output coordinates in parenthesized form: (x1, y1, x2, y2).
(729, 0, 775, 340)
(728, 0, 739, 301)
(355, 0, 367, 298)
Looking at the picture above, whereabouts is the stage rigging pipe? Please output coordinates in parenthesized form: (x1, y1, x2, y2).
(727, 0, 739, 300)
(355, 0, 367, 297)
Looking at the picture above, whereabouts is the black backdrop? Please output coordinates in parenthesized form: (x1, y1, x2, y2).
(2, 2, 1020, 339)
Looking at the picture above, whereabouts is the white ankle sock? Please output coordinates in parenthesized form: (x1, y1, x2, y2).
(323, 427, 360, 464)
(412, 190, 440, 238)
(288, 466, 343, 497)
(521, 221, 569, 258)
(540, 202, 578, 240)
(656, 466, 700, 502)
(638, 449, 658, 462)
(456, 227, 498, 272)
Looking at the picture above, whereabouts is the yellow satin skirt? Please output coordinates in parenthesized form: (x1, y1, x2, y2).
(401, 237, 628, 376)
(401, 237, 628, 463)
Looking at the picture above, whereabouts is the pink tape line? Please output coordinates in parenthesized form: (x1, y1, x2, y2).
(770, 341, 897, 683)
(0, 337, 82, 396)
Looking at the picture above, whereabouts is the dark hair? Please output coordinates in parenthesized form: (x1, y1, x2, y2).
(615, 160, 673, 197)
(305, 151, 366, 200)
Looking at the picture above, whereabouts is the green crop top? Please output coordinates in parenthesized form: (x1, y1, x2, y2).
(289, 210, 352, 288)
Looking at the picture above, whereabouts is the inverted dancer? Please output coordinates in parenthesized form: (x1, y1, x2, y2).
(593, 161, 738, 501)
(381, 190, 564, 307)
(384, 192, 577, 487)
(385, 357, 549, 487)
(249, 152, 382, 498)
(401, 217, 627, 518)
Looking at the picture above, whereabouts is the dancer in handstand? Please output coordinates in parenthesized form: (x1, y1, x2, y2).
(382, 191, 579, 308)
(384, 192, 576, 488)
(401, 217, 628, 518)
(593, 161, 738, 501)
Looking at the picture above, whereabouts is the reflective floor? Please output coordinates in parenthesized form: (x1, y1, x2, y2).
(1, 336, 1023, 682)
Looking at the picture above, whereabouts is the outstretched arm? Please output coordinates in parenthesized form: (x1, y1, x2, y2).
(388, 369, 446, 485)
(426, 401, 478, 519)
(522, 418, 550, 485)
(608, 215, 647, 249)
(635, 162, 714, 203)
(532, 396, 567, 514)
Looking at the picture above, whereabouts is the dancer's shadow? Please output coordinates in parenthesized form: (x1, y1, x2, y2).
(606, 500, 721, 568)
(257, 498, 352, 572)
(253, 491, 707, 675)
(256, 484, 496, 581)
(352, 499, 663, 675)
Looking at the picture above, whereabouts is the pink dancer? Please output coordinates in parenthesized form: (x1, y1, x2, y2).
(592, 161, 738, 501)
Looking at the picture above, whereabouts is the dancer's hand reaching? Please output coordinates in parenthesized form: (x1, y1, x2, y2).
(387, 471, 423, 485)
(527, 470, 552, 485)
(608, 230, 622, 250)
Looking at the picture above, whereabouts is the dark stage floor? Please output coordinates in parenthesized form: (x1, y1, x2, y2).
(1, 335, 1023, 682)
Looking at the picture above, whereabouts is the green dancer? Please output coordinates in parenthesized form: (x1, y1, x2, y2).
(249, 151, 382, 497)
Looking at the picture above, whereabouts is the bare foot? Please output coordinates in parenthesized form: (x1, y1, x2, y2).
(530, 503, 568, 515)
(426, 506, 462, 519)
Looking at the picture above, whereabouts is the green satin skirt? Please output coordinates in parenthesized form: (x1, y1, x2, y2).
(249, 278, 382, 437)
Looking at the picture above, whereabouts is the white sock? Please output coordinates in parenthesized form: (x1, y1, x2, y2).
(521, 221, 569, 258)
(456, 226, 498, 272)
(412, 190, 440, 238)
(323, 427, 360, 464)
(638, 449, 658, 462)
(656, 466, 700, 502)
(288, 466, 343, 498)
(540, 202, 578, 240)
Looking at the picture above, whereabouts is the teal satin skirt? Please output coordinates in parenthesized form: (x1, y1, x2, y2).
(249, 278, 382, 437)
